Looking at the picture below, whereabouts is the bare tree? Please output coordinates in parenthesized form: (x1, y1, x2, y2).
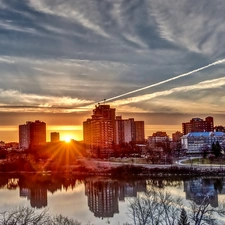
(0, 207, 50, 225)
(127, 188, 225, 225)
(52, 215, 82, 225)
(127, 187, 182, 225)
(190, 191, 225, 225)
(0, 207, 82, 225)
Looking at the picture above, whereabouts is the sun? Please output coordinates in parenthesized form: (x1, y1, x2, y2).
(64, 136, 71, 143)
(60, 132, 77, 143)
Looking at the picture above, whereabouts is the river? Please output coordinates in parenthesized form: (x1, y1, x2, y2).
(0, 174, 225, 224)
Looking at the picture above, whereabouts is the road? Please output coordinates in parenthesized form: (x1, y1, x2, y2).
(79, 157, 225, 170)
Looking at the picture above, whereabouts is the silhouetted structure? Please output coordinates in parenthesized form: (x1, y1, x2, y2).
(148, 131, 169, 144)
(182, 117, 214, 135)
(19, 121, 32, 149)
(19, 120, 46, 150)
(50, 132, 60, 142)
(172, 131, 183, 142)
(214, 125, 225, 132)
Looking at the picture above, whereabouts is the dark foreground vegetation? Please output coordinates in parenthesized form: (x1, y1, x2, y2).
(0, 207, 83, 225)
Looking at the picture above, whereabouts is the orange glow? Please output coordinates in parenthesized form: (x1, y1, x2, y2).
(61, 134, 75, 142)
(47, 125, 83, 142)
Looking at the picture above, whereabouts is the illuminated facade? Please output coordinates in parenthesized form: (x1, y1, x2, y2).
(83, 104, 116, 153)
(83, 104, 145, 155)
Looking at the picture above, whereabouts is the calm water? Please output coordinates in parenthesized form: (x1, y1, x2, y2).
(0, 174, 225, 224)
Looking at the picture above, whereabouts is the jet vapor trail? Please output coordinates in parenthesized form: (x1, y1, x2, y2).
(100, 59, 225, 103)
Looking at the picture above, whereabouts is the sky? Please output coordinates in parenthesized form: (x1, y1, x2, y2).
(1, 0, 225, 142)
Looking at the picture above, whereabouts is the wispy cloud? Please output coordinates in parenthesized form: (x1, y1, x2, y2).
(109, 76, 225, 112)
(0, 89, 93, 113)
(150, 0, 225, 56)
(0, 56, 15, 64)
(0, 20, 37, 34)
(28, 0, 110, 38)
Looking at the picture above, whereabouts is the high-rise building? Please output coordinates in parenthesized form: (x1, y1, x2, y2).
(123, 118, 135, 143)
(182, 116, 214, 135)
(19, 120, 46, 149)
(83, 104, 116, 154)
(50, 132, 60, 142)
(30, 120, 46, 148)
(115, 118, 145, 145)
(19, 121, 31, 149)
(83, 104, 145, 156)
(135, 121, 145, 143)
(115, 116, 124, 146)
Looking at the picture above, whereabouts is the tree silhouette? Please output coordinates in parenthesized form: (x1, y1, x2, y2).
(212, 141, 222, 158)
(178, 208, 190, 225)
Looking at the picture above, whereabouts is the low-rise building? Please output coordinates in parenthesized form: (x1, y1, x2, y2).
(181, 132, 225, 154)
(147, 131, 169, 146)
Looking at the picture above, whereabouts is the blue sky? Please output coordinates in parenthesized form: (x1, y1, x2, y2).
(1, 0, 225, 130)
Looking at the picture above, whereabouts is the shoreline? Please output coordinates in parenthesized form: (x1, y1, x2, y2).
(1, 163, 225, 178)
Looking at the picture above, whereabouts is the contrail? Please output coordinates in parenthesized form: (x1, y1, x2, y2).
(99, 59, 225, 103)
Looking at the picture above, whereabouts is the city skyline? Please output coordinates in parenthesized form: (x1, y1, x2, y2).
(0, 110, 225, 143)
(1, 1, 225, 141)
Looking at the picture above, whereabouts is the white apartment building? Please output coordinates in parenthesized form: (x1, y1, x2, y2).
(181, 132, 225, 154)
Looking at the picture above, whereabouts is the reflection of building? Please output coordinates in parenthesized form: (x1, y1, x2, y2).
(181, 132, 225, 154)
(20, 188, 30, 198)
(118, 180, 146, 201)
(182, 117, 214, 135)
(85, 179, 119, 218)
(30, 188, 47, 208)
(85, 178, 147, 218)
(19, 120, 46, 149)
(184, 178, 218, 207)
(51, 132, 60, 142)
(19, 186, 47, 208)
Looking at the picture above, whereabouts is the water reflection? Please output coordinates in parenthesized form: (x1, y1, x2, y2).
(0, 175, 225, 221)
(84, 178, 146, 218)
(184, 178, 225, 208)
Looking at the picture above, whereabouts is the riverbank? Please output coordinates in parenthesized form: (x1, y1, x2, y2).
(1, 163, 225, 179)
